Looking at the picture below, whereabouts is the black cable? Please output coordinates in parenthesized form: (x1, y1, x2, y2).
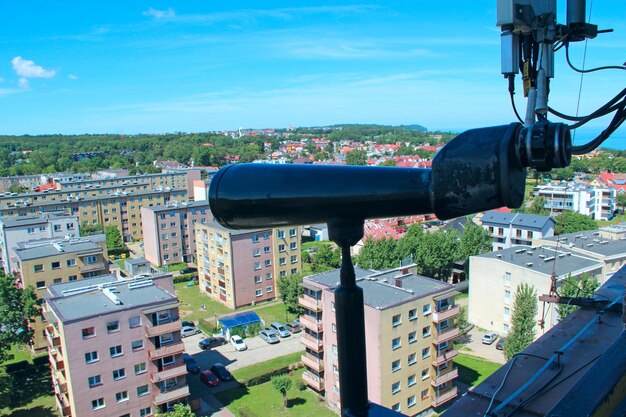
(508, 75, 524, 124)
(548, 88, 626, 121)
(572, 101, 626, 154)
(565, 43, 626, 73)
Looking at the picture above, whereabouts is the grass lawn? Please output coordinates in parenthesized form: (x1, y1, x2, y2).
(301, 241, 334, 252)
(0, 354, 56, 417)
(216, 368, 336, 417)
(0, 394, 57, 417)
(114, 259, 126, 270)
(175, 282, 232, 324)
(233, 352, 302, 383)
(254, 303, 295, 327)
(164, 262, 189, 272)
(1, 345, 34, 366)
(455, 354, 501, 387)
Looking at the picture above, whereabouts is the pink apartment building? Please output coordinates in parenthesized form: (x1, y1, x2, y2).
(300, 265, 460, 416)
(141, 201, 211, 267)
(44, 273, 189, 417)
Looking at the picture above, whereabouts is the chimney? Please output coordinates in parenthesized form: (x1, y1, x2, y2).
(395, 278, 403, 288)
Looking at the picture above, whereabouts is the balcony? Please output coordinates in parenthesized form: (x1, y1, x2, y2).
(301, 333, 324, 352)
(45, 325, 60, 347)
(154, 385, 190, 405)
(149, 341, 184, 360)
(79, 261, 107, 273)
(145, 320, 181, 338)
(49, 348, 65, 372)
(55, 393, 72, 417)
(300, 315, 323, 332)
(432, 349, 458, 366)
(299, 295, 323, 312)
(432, 386, 458, 407)
(431, 368, 459, 386)
(302, 371, 325, 391)
(301, 352, 324, 372)
(151, 363, 188, 383)
(433, 327, 459, 345)
(432, 305, 460, 323)
(52, 371, 68, 394)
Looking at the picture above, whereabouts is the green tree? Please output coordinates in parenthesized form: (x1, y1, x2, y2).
(503, 283, 538, 360)
(156, 403, 195, 417)
(616, 193, 626, 213)
(345, 150, 367, 166)
(414, 229, 460, 280)
(0, 273, 39, 363)
(525, 195, 549, 215)
(80, 222, 104, 237)
(554, 211, 598, 235)
(356, 238, 399, 269)
(105, 225, 123, 251)
(276, 274, 304, 315)
(311, 245, 341, 273)
(7, 183, 27, 193)
(272, 375, 293, 407)
(556, 273, 599, 320)
(379, 159, 397, 166)
(458, 223, 492, 264)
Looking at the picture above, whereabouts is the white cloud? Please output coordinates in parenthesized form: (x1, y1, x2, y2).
(18, 78, 29, 88)
(143, 7, 176, 20)
(11, 56, 57, 79)
(68, 74, 78, 80)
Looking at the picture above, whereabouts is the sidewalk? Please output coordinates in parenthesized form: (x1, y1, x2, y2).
(196, 394, 236, 417)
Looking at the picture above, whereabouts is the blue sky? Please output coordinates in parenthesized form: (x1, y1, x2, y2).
(0, 1, 624, 147)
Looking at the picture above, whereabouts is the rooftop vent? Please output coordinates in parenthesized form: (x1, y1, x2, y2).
(103, 287, 121, 305)
(527, 262, 533, 267)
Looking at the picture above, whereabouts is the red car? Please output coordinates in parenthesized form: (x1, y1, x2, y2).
(200, 370, 220, 387)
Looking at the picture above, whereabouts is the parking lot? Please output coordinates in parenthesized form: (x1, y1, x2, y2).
(458, 328, 506, 363)
(183, 330, 304, 371)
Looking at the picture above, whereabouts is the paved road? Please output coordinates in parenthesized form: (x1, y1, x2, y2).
(457, 328, 506, 364)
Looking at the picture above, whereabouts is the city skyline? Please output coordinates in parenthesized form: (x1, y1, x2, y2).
(1, 1, 624, 148)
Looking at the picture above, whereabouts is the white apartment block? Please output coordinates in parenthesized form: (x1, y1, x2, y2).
(480, 211, 554, 251)
(534, 182, 616, 221)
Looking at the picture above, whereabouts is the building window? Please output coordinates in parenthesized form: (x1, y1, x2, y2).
(264, 259, 271, 267)
(291, 255, 298, 264)
(263, 246, 270, 254)
(27, 227, 35, 234)
(422, 326, 431, 338)
(421, 368, 430, 380)
(408, 331, 417, 344)
(85, 351, 99, 363)
(392, 314, 401, 327)
(140, 407, 152, 417)
(107, 321, 120, 333)
(422, 347, 430, 359)
(254, 262, 261, 270)
(290, 242, 297, 250)
(137, 385, 149, 397)
(34, 264, 44, 273)
(253, 248, 260, 257)
(115, 391, 128, 403)
(332, 323, 337, 333)
(407, 395, 416, 407)
(69, 275, 77, 281)
(88, 375, 102, 388)
(112, 368, 126, 380)
(408, 353, 417, 365)
(392, 337, 401, 350)
(391, 359, 401, 372)
(66, 259, 76, 267)
(131, 340, 144, 351)
(128, 316, 141, 328)
(278, 244, 286, 252)
(280, 270, 287, 278)
(392, 403, 400, 412)
(407, 374, 416, 387)
(279, 257, 286, 266)
(254, 275, 262, 284)
(289, 228, 297, 237)
(421, 389, 430, 400)
(277, 230, 285, 238)
(36, 281, 46, 289)
(91, 398, 105, 410)
(504, 307, 511, 321)
(423, 304, 432, 315)
(291, 268, 298, 275)
(504, 323, 510, 333)
(408, 308, 417, 320)
(391, 381, 401, 394)
(255, 289, 262, 297)
(266, 286, 273, 293)
(266, 273, 272, 280)
(439, 319, 450, 330)
(252, 234, 259, 243)
(134, 362, 147, 375)
(51, 261, 61, 270)
(110, 345, 123, 358)
(82, 327, 96, 339)
(505, 290, 511, 304)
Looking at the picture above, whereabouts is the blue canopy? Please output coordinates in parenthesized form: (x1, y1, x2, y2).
(219, 311, 261, 329)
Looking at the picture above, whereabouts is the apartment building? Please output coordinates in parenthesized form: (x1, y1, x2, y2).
(14, 235, 109, 352)
(480, 211, 554, 251)
(141, 201, 212, 267)
(300, 265, 460, 416)
(534, 225, 626, 280)
(0, 186, 188, 243)
(56, 170, 200, 195)
(0, 212, 80, 274)
(196, 221, 301, 309)
(534, 182, 616, 221)
(468, 245, 603, 337)
(44, 274, 189, 417)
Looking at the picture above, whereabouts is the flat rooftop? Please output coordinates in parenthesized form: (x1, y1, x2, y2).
(147, 200, 210, 213)
(0, 212, 75, 228)
(481, 211, 553, 231)
(202, 220, 266, 236)
(14, 235, 105, 261)
(46, 274, 177, 323)
(475, 245, 601, 277)
(539, 229, 626, 258)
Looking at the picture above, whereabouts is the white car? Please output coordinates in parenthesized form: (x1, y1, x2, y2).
(230, 335, 247, 351)
(181, 325, 201, 338)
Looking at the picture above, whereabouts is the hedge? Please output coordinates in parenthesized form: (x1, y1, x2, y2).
(173, 273, 198, 284)
(245, 366, 291, 387)
(237, 404, 259, 417)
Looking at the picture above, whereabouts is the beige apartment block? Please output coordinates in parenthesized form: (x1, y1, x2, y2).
(300, 265, 460, 416)
(141, 201, 211, 267)
(14, 234, 109, 352)
(468, 245, 603, 337)
(44, 274, 189, 417)
(195, 221, 301, 309)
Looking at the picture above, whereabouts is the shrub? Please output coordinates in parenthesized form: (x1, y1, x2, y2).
(173, 273, 197, 284)
(245, 367, 290, 387)
(295, 380, 306, 391)
(237, 404, 258, 417)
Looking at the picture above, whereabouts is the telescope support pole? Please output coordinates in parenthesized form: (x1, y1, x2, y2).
(329, 219, 370, 417)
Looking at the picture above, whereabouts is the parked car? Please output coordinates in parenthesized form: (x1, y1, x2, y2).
(182, 353, 200, 374)
(210, 363, 232, 381)
(482, 332, 498, 345)
(259, 329, 280, 344)
(198, 337, 226, 350)
(181, 325, 201, 338)
(200, 370, 220, 387)
(270, 322, 290, 337)
(181, 320, 195, 328)
(285, 321, 302, 334)
(496, 338, 506, 350)
(230, 335, 248, 351)
(180, 267, 198, 275)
